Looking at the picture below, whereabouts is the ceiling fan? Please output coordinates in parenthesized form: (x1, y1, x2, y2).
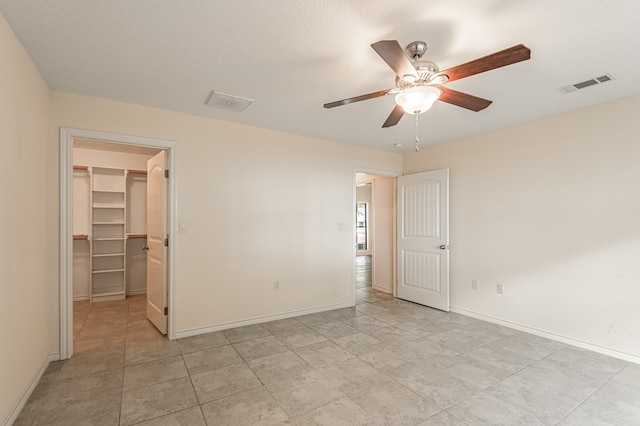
(324, 40, 531, 128)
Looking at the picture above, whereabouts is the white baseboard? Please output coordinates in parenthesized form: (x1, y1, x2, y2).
(3, 352, 53, 426)
(74, 291, 145, 302)
(175, 302, 353, 339)
(450, 305, 640, 365)
(372, 285, 392, 294)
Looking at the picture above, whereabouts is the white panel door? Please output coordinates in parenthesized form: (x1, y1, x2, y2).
(397, 169, 449, 311)
(146, 151, 167, 334)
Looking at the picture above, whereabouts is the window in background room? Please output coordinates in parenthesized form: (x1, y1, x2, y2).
(356, 202, 368, 251)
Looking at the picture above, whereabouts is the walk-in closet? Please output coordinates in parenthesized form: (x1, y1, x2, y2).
(72, 139, 162, 306)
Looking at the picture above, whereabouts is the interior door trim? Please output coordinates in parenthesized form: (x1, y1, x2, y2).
(59, 127, 178, 359)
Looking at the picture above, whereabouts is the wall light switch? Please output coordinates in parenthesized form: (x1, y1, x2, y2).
(337, 222, 345, 231)
(179, 221, 188, 233)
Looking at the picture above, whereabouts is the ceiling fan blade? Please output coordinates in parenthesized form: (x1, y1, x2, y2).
(324, 89, 392, 109)
(440, 44, 531, 83)
(382, 104, 405, 128)
(371, 40, 418, 79)
(438, 87, 493, 111)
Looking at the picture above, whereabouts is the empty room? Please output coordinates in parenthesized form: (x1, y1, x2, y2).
(1, 1, 639, 425)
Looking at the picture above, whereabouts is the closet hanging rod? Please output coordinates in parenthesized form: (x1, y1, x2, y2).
(127, 234, 147, 239)
(73, 165, 89, 172)
(127, 169, 147, 176)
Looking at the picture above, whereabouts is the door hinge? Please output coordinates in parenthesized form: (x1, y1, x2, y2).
(163, 306, 168, 315)
(164, 237, 169, 247)
(164, 169, 169, 178)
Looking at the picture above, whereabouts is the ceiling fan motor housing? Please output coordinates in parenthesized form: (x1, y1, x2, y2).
(397, 59, 441, 88)
(403, 41, 442, 85)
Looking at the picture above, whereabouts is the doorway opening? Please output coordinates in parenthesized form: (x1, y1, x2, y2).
(353, 170, 398, 304)
(60, 128, 177, 359)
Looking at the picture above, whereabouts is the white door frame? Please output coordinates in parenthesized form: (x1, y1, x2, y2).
(59, 127, 178, 359)
(352, 167, 400, 304)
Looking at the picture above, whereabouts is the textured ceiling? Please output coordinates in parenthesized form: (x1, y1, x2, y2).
(1, 0, 639, 152)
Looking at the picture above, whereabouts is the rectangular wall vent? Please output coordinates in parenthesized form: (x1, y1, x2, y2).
(205, 90, 253, 112)
(557, 74, 615, 94)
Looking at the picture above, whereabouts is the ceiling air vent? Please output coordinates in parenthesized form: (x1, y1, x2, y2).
(557, 74, 615, 94)
(205, 90, 253, 112)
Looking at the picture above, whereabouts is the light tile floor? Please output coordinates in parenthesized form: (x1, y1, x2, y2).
(15, 260, 640, 425)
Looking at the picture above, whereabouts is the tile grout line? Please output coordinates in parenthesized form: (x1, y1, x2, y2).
(550, 360, 629, 425)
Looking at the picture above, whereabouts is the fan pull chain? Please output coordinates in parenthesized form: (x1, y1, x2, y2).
(415, 113, 420, 152)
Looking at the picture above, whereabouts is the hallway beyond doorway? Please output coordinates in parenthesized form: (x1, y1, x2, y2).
(355, 255, 371, 289)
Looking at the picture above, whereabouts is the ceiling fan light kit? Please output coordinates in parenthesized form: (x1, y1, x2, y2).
(395, 85, 442, 114)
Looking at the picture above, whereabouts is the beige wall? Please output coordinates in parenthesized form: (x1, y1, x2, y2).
(73, 144, 158, 171)
(0, 12, 51, 424)
(404, 95, 640, 358)
(371, 176, 395, 294)
(49, 91, 403, 342)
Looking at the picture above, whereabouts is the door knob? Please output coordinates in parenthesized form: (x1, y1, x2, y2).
(439, 245, 447, 250)
(142, 245, 149, 251)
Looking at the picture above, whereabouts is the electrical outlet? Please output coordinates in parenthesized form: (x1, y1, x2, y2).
(472, 280, 479, 290)
(496, 284, 504, 295)
(273, 281, 280, 291)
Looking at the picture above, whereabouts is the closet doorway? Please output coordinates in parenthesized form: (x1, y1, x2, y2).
(60, 128, 177, 360)
(72, 139, 160, 303)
